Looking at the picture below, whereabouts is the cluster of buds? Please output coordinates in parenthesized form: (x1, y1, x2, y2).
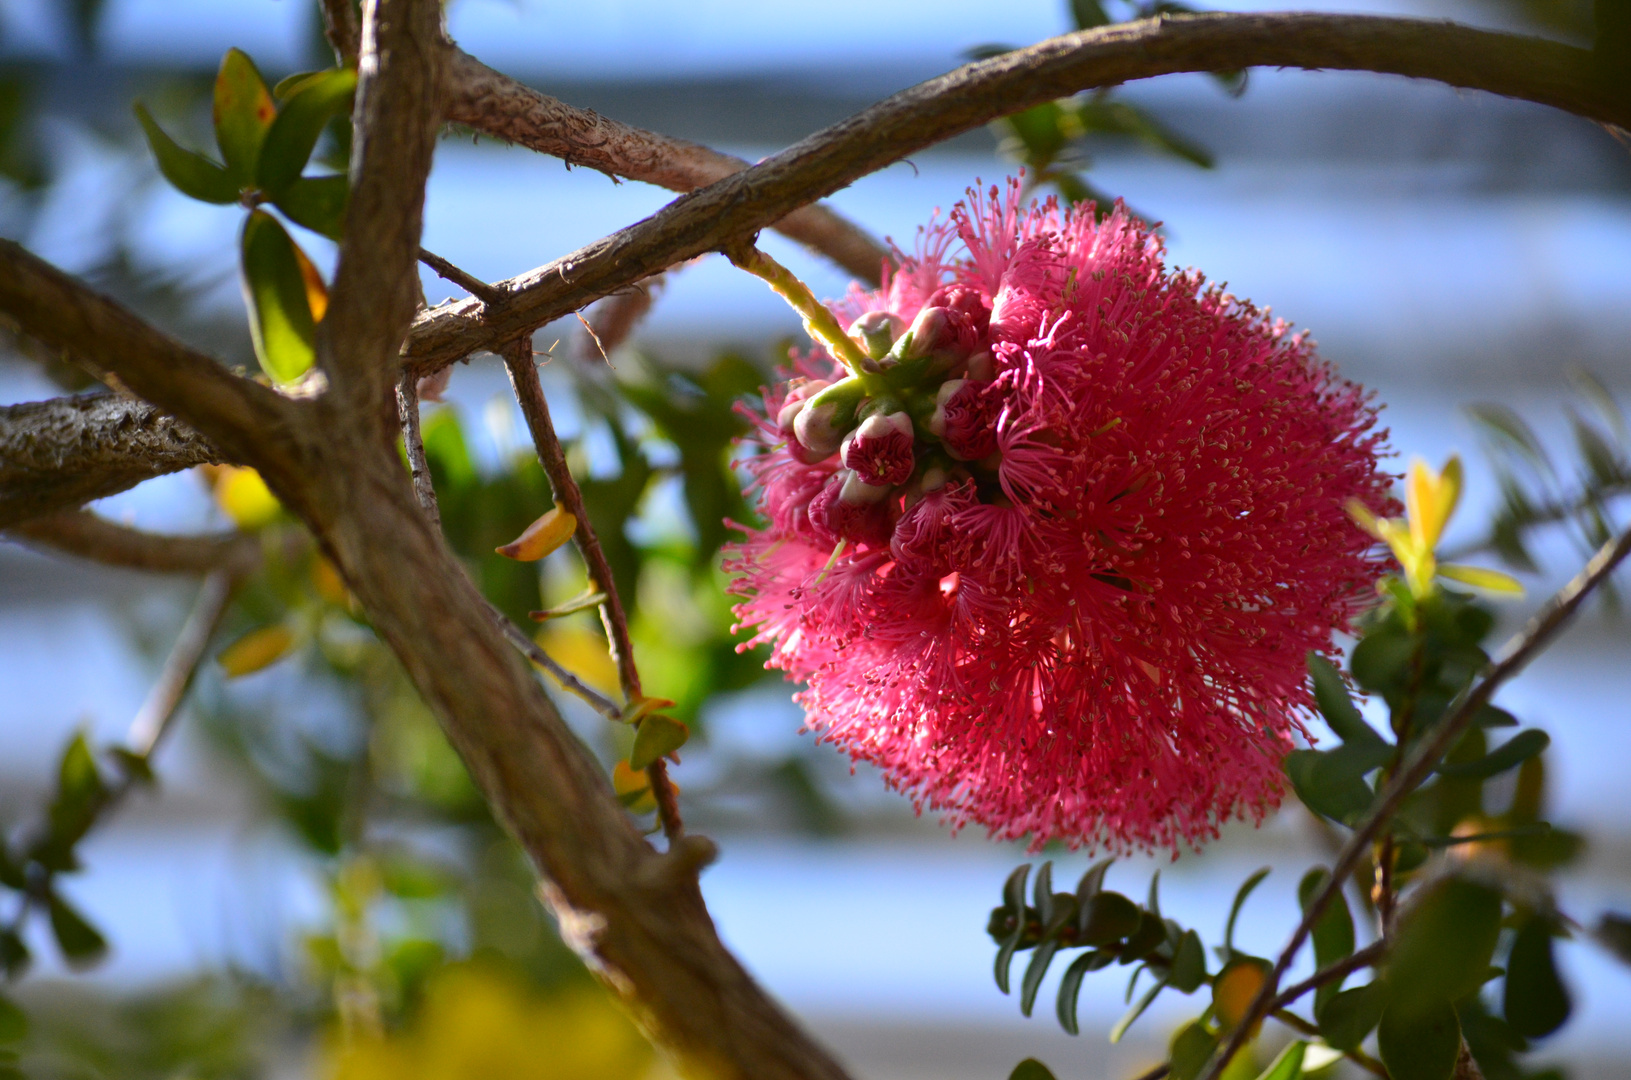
(774, 288, 999, 546)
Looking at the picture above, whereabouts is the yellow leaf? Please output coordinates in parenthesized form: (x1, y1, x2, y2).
(620, 694, 676, 724)
(612, 760, 656, 814)
(1345, 498, 1384, 541)
(495, 505, 577, 561)
(534, 623, 618, 697)
(218, 624, 295, 677)
(291, 237, 328, 323)
(1438, 563, 1525, 596)
(212, 465, 281, 529)
(1212, 956, 1271, 1030)
(1406, 455, 1462, 553)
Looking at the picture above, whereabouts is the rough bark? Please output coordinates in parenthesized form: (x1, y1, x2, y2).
(0, 394, 224, 527)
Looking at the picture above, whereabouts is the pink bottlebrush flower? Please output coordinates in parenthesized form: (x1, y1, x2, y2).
(726, 180, 1396, 854)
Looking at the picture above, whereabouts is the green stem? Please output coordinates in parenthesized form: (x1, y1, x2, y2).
(726, 244, 884, 390)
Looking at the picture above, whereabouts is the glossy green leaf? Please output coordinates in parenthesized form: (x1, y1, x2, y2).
(1008, 1058, 1057, 1080)
(257, 68, 356, 195)
(1033, 860, 1055, 924)
(1316, 980, 1386, 1051)
(1056, 949, 1112, 1035)
(1003, 864, 1031, 917)
(1079, 890, 1142, 945)
(133, 103, 239, 204)
(629, 714, 688, 770)
(1253, 1040, 1306, 1080)
(1308, 653, 1385, 748)
(1170, 929, 1208, 993)
(1020, 938, 1061, 1017)
(1378, 1000, 1461, 1080)
(1504, 917, 1571, 1038)
(273, 174, 349, 239)
(1436, 729, 1550, 779)
(1223, 866, 1271, 957)
(48, 892, 108, 968)
(994, 927, 1025, 995)
(0, 994, 24, 1044)
(1298, 868, 1355, 1012)
(1120, 909, 1166, 963)
(240, 210, 319, 383)
(1075, 856, 1114, 902)
(1169, 1019, 1219, 1080)
(1388, 878, 1502, 1016)
(1284, 746, 1381, 825)
(1349, 625, 1415, 694)
(213, 48, 276, 183)
(46, 731, 106, 857)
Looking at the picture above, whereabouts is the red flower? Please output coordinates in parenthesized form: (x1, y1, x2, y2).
(727, 181, 1395, 853)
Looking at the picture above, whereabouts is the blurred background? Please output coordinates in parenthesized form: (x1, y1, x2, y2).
(0, 0, 1628, 1077)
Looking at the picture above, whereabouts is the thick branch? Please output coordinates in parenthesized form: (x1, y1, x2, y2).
(0, 394, 225, 527)
(7, 510, 258, 576)
(0, 240, 294, 467)
(402, 13, 1625, 378)
(445, 48, 889, 284)
(1202, 522, 1631, 1080)
(319, 0, 448, 429)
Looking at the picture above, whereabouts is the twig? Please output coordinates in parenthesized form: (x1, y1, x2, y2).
(1129, 1064, 1170, 1080)
(486, 600, 622, 720)
(418, 247, 503, 305)
(319, 0, 361, 66)
(127, 569, 237, 756)
(9, 510, 259, 576)
(1268, 940, 1386, 1014)
(402, 14, 1625, 379)
(394, 370, 441, 529)
(443, 48, 889, 285)
(499, 338, 684, 841)
(1200, 522, 1631, 1080)
(580, 275, 664, 362)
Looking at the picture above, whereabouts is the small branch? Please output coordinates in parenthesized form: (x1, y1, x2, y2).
(403, 13, 1625, 379)
(394, 370, 441, 529)
(7, 510, 259, 576)
(317, 0, 448, 434)
(580, 275, 663, 362)
(320, 0, 361, 66)
(1201, 522, 1631, 1080)
(499, 338, 684, 841)
(127, 569, 238, 756)
(1269, 940, 1387, 1014)
(443, 47, 889, 285)
(487, 601, 622, 719)
(418, 247, 503, 305)
(0, 241, 292, 469)
(0, 394, 226, 528)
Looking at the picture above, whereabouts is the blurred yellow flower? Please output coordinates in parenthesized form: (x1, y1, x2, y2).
(203, 464, 282, 529)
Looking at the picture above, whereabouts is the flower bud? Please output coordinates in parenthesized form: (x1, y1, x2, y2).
(792, 376, 867, 459)
(809, 469, 892, 545)
(848, 311, 907, 362)
(887, 304, 975, 387)
(776, 378, 830, 434)
(840, 410, 915, 487)
(965, 349, 995, 382)
(929, 379, 999, 461)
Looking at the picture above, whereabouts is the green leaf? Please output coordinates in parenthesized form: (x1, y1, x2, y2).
(240, 210, 320, 383)
(1284, 745, 1385, 825)
(1070, 0, 1111, 29)
(1466, 402, 1550, 472)
(1079, 890, 1142, 945)
(133, 103, 240, 204)
(1568, 408, 1625, 488)
(1253, 1040, 1306, 1080)
(1056, 949, 1111, 1035)
(0, 932, 28, 981)
(1378, 1000, 1461, 1080)
(1003, 864, 1031, 917)
(1169, 1019, 1219, 1080)
(48, 892, 108, 968)
(1008, 1059, 1058, 1080)
(1119, 909, 1166, 963)
(257, 68, 356, 196)
(1298, 868, 1355, 1012)
(1349, 625, 1415, 694)
(1223, 866, 1271, 957)
(629, 714, 688, 770)
(1308, 653, 1385, 748)
(0, 994, 25, 1044)
(0, 844, 21, 890)
(994, 926, 1025, 996)
(1504, 916, 1571, 1038)
(1170, 929, 1207, 993)
(1020, 938, 1061, 1017)
(1146, 869, 1162, 918)
(1316, 981, 1386, 1051)
(46, 731, 106, 858)
(213, 48, 276, 184)
(273, 174, 349, 240)
(1033, 860, 1055, 925)
(1388, 878, 1502, 1016)
(1075, 857, 1114, 902)
(1110, 974, 1167, 1043)
(1436, 729, 1550, 779)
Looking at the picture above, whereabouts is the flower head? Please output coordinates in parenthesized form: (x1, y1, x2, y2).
(727, 180, 1398, 853)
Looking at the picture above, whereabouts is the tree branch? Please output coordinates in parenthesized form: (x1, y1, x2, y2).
(7, 510, 259, 576)
(127, 569, 238, 756)
(1201, 521, 1631, 1080)
(1268, 939, 1387, 1014)
(0, 241, 294, 467)
(0, 394, 226, 527)
(444, 47, 889, 285)
(318, 0, 448, 432)
(500, 339, 684, 841)
(320, 0, 362, 66)
(402, 13, 1626, 379)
